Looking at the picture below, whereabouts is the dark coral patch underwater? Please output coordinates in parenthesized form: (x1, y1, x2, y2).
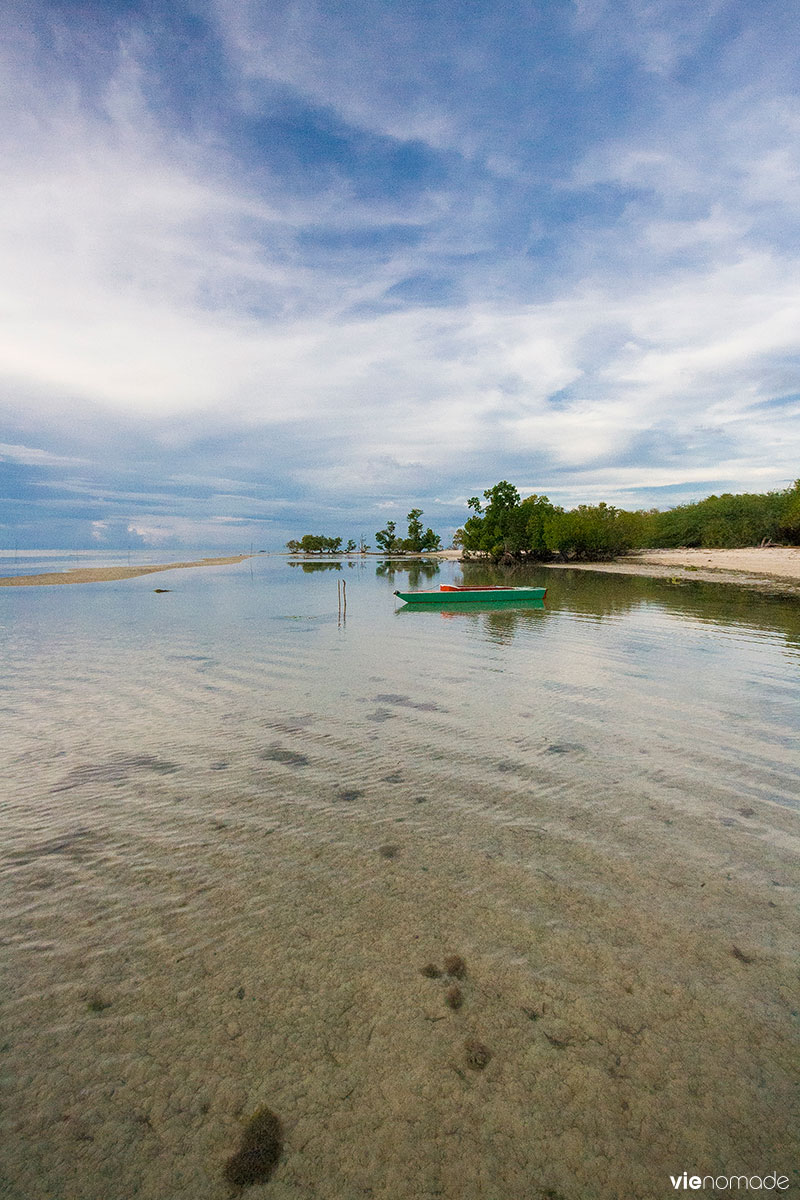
(224, 1107, 283, 1191)
(261, 746, 309, 767)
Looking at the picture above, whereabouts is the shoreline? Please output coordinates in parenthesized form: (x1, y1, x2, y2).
(3, 547, 799, 594)
(537, 547, 800, 596)
(0, 555, 254, 588)
(440, 546, 800, 595)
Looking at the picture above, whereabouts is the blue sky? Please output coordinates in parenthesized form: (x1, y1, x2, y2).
(2, 0, 799, 550)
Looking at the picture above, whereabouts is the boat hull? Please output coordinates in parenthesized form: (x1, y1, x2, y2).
(394, 586, 547, 605)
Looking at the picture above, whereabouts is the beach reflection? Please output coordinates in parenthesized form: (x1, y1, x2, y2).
(287, 559, 343, 571)
(375, 558, 441, 587)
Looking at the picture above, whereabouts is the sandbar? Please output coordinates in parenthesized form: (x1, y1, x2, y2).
(0, 555, 253, 587)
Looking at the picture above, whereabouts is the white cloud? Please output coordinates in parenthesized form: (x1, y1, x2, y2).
(572, 0, 735, 78)
(0, 442, 87, 467)
(125, 516, 265, 545)
(211, 0, 466, 152)
(1, 0, 799, 545)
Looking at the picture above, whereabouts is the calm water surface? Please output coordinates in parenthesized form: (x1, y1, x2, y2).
(1, 556, 798, 1200)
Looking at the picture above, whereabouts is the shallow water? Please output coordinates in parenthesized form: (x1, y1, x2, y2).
(0, 548, 187, 577)
(1, 555, 798, 1199)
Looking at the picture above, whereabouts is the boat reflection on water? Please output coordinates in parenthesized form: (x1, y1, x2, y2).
(395, 595, 547, 644)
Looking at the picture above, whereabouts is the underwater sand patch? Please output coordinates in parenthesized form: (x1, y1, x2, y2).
(463, 1039, 492, 1070)
(51, 755, 179, 792)
(335, 788, 364, 803)
(5, 828, 98, 865)
(446, 984, 464, 1010)
(443, 955, 467, 979)
(223, 1107, 283, 1190)
(260, 747, 310, 767)
(373, 693, 445, 713)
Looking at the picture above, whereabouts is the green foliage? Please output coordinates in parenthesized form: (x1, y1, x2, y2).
(291, 480, 800, 564)
(521, 494, 560, 557)
(777, 480, 800, 542)
(404, 508, 425, 551)
(286, 535, 343, 554)
(375, 520, 402, 553)
(376, 509, 441, 554)
(459, 478, 800, 561)
(461, 482, 561, 559)
(543, 502, 636, 560)
(645, 487, 794, 548)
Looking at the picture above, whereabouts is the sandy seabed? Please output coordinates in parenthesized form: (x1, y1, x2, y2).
(2, 741, 798, 1199)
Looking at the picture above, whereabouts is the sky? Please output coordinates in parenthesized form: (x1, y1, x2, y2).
(1, 0, 799, 550)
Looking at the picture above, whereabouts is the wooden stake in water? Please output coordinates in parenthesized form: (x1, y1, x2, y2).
(343, 579, 347, 615)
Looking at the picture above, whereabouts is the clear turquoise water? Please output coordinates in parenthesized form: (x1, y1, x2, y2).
(1, 556, 798, 1199)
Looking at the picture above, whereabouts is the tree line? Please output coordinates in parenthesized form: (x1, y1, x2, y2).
(286, 509, 441, 556)
(374, 509, 441, 554)
(286, 535, 359, 554)
(456, 480, 800, 562)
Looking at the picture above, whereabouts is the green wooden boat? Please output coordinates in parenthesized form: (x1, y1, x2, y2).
(394, 584, 547, 605)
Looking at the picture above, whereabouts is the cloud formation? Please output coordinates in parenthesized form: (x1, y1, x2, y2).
(1, 0, 799, 548)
